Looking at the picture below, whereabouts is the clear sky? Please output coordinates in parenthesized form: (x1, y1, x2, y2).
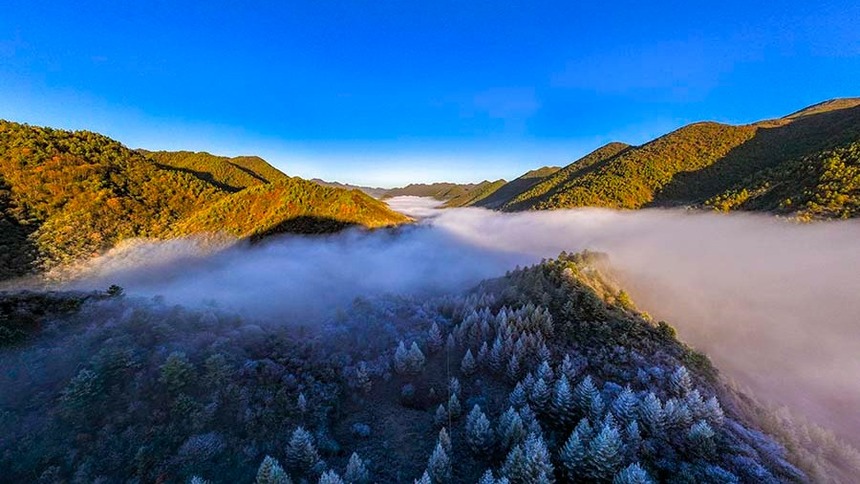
(1, 1, 858, 187)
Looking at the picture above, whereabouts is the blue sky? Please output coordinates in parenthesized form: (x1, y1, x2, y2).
(1, 1, 858, 186)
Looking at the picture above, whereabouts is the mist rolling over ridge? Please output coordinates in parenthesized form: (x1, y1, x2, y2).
(44, 196, 860, 449)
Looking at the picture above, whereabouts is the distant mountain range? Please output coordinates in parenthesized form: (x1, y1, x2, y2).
(367, 98, 860, 220)
(2, 97, 858, 280)
(0, 122, 409, 280)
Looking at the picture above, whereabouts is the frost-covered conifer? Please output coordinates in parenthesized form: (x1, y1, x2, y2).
(611, 386, 638, 424)
(664, 398, 692, 431)
(477, 342, 489, 367)
(529, 378, 551, 413)
(501, 445, 527, 483)
(319, 470, 345, 484)
(439, 427, 452, 454)
(551, 374, 575, 426)
(509, 382, 527, 409)
(448, 377, 461, 397)
(703, 396, 724, 425)
(590, 392, 606, 422)
(688, 420, 716, 457)
(536, 361, 553, 383)
(189, 477, 210, 484)
(573, 375, 599, 414)
(560, 429, 587, 479)
(519, 405, 542, 436)
(612, 463, 654, 484)
(285, 427, 323, 476)
(435, 404, 448, 427)
(394, 341, 409, 375)
(684, 389, 706, 421)
(448, 393, 462, 419)
(344, 452, 370, 484)
(586, 420, 623, 481)
(669, 366, 693, 397)
(446, 334, 457, 352)
(427, 442, 451, 483)
(461, 349, 477, 376)
(414, 471, 432, 484)
(639, 393, 664, 435)
(428, 323, 444, 353)
(489, 338, 505, 373)
(256, 455, 292, 484)
(521, 433, 555, 483)
(506, 354, 521, 383)
(466, 405, 494, 455)
(297, 392, 308, 414)
(498, 406, 526, 450)
(407, 342, 426, 374)
(624, 420, 641, 461)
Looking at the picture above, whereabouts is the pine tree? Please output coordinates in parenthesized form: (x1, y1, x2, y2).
(256, 455, 292, 484)
(427, 442, 451, 483)
(612, 463, 654, 484)
(477, 342, 489, 367)
(446, 334, 457, 352)
(687, 420, 716, 457)
(529, 378, 550, 413)
(344, 452, 370, 484)
(478, 469, 497, 484)
(498, 406, 526, 451)
(189, 477, 210, 484)
(573, 376, 599, 414)
(489, 338, 505, 373)
(663, 398, 692, 431)
(639, 393, 663, 436)
(435, 404, 448, 427)
(297, 393, 308, 414)
(587, 420, 624, 481)
(448, 393, 462, 420)
(669, 366, 693, 397)
(551, 374, 575, 427)
(611, 386, 638, 425)
(466, 405, 494, 455)
(319, 470, 345, 484)
(407, 342, 426, 374)
(703, 396, 724, 425)
(521, 433, 555, 483)
(534, 361, 552, 382)
(560, 429, 587, 479)
(428, 322, 444, 353)
(506, 354, 521, 383)
(519, 405, 542, 436)
(509, 382, 527, 409)
(394, 341, 409, 375)
(624, 420, 641, 462)
(414, 471, 432, 484)
(461, 349, 477, 377)
(449, 377, 462, 397)
(590, 392, 606, 423)
(501, 445, 527, 484)
(438, 427, 452, 455)
(285, 426, 323, 476)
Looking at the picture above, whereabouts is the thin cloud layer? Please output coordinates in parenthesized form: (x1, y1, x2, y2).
(44, 196, 860, 444)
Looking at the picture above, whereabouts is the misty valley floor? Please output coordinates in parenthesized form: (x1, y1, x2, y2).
(2, 199, 860, 483)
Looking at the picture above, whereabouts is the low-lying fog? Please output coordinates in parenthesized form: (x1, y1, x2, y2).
(34, 196, 860, 445)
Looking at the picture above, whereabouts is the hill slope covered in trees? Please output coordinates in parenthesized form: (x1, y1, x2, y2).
(0, 121, 409, 280)
(453, 98, 860, 219)
(3, 252, 854, 483)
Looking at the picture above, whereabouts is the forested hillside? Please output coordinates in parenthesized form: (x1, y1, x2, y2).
(461, 98, 860, 219)
(4, 252, 854, 483)
(142, 150, 290, 192)
(0, 121, 409, 280)
(471, 167, 560, 210)
(381, 182, 493, 202)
